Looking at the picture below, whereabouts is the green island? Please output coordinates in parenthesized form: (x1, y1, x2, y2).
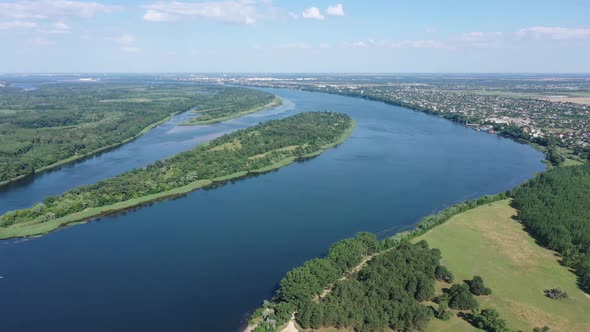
(0, 112, 355, 239)
(247, 164, 590, 332)
(0, 84, 278, 186)
(180, 88, 282, 125)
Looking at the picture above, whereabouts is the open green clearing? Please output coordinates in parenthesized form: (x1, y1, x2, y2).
(0, 84, 277, 185)
(0, 112, 354, 239)
(415, 200, 590, 332)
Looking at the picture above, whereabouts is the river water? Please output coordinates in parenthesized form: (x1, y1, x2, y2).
(0, 87, 545, 331)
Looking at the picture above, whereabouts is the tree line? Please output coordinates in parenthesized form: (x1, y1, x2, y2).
(0, 112, 353, 229)
(512, 164, 590, 293)
(0, 83, 275, 183)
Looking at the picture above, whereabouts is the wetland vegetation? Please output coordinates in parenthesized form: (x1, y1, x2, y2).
(0, 112, 354, 239)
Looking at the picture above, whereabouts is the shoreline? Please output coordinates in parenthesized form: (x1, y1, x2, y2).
(180, 97, 283, 126)
(246, 86, 583, 166)
(0, 111, 179, 188)
(243, 192, 509, 332)
(0, 120, 355, 240)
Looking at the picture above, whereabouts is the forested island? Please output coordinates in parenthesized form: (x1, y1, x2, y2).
(180, 88, 281, 125)
(0, 84, 278, 185)
(0, 112, 354, 239)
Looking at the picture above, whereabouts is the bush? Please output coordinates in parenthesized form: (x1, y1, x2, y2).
(544, 288, 568, 300)
(435, 302, 452, 321)
(448, 284, 479, 310)
(473, 308, 509, 332)
(468, 275, 492, 296)
(435, 265, 454, 283)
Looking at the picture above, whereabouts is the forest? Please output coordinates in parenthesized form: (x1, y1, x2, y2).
(0, 112, 353, 230)
(251, 235, 449, 332)
(0, 83, 275, 184)
(512, 164, 590, 293)
(181, 88, 280, 125)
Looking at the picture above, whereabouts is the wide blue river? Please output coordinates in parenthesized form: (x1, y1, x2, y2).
(0, 87, 545, 331)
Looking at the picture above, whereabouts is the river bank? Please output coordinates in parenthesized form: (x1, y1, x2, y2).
(181, 97, 283, 126)
(0, 114, 355, 239)
(0, 111, 178, 188)
(0, 87, 546, 332)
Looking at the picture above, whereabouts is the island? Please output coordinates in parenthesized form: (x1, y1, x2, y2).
(0, 84, 279, 186)
(180, 88, 282, 125)
(0, 112, 355, 239)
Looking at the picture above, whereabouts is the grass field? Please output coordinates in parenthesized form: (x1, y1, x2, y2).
(415, 200, 590, 332)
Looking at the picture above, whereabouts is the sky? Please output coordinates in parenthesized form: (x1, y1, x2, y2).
(0, 0, 589, 73)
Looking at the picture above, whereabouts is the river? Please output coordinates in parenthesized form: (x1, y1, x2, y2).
(0, 87, 545, 331)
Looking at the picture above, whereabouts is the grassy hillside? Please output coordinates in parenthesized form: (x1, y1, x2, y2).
(415, 200, 590, 332)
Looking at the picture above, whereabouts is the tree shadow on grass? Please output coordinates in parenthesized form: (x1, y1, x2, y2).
(456, 312, 478, 328)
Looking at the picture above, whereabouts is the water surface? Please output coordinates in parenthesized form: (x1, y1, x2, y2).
(0, 88, 545, 332)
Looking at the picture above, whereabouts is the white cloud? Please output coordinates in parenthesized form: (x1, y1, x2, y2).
(344, 39, 448, 49)
(105, 34, 136, 45)
(41, 21, 71, 33)
(516, 26, 590, 40)
(390, 40, 448, 48)
(26, 37, 56, 46)
(302, 6, 324, 20)
(120, 46, 140, 54)
(460, 31, 503, 42)
(143, 9, 174, 22)
(0, 0, 120, 20)
(278, 42, 312, 49)
(288, 11, 298, 19)
(326, 4, 344, 16)
(142, 0, 275, 25)
(0, 20, 37, 30)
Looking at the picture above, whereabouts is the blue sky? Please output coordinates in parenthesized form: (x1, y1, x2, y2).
(0, 0, 589, 73)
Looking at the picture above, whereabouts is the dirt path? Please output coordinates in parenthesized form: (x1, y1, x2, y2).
(280, 315, 298, 332)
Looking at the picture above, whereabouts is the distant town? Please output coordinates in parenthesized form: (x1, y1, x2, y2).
(177, 74, 590, 161)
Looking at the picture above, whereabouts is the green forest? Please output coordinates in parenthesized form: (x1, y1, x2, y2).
(296, 241, 443, 332)
(0, 84, 275, 184)
(181, 88, 280, 125)
(249, 194, 510, 332)
(0, 112, 353, 231)
(512, 164, 590, 293)
(251, 235, 451, 332)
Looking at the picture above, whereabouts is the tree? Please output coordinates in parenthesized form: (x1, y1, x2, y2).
(448, 284, 479, 310)
(435, 265, 454, 283)
(468, 275, 492, 296)
(435, 301, 452, 321)
(546, 147, 565, 167)
(473, 308, 509, 332)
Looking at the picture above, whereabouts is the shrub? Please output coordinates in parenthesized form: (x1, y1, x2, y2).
(448, 284, 478, 310)
(473, 308, 509, 332)
(468, 275, 492, 296)
(544, 288, 568, 300)
(435, 265, 454, 283)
